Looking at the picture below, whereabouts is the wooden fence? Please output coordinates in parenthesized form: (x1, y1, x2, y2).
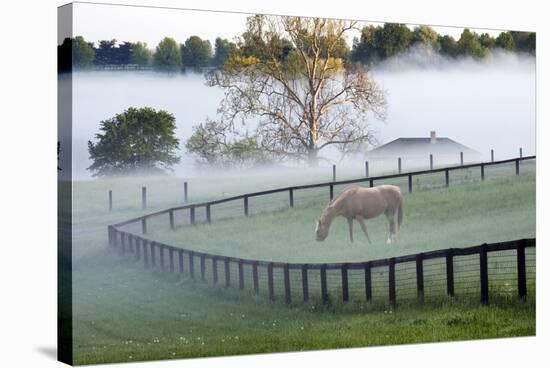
(107, 155, 536, 306)
(108, 229, 535, 306)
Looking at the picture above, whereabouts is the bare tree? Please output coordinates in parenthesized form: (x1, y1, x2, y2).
(202, 15, 387, 166)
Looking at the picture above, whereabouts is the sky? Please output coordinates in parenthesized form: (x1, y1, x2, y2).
(70, 1, 504, 49)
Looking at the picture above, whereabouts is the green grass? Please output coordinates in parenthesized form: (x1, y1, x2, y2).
(69, 160, 536, 365)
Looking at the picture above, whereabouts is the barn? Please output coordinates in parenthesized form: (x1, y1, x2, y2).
(367, 131, 481, 169)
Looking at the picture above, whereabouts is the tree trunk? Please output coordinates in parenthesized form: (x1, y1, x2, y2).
(307, 148, 319, 167)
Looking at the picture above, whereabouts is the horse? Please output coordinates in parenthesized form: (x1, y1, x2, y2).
(315, 185, 403, 244)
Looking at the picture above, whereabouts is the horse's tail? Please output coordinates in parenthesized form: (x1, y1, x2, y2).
(397, 196, 403, 229)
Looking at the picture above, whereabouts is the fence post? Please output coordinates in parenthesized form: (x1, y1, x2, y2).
(120, 232, 126, 255)
(365, 161, 369, 177)
(516, 240, 527, 301)
(430, 154, 433, 170)
(481, 163, 485, 181)
(190, 206, 195, 225)
(252, 262, 259, 295)
(289, 188, 294, 208)
(398, 157, 402, 173)
(301, 264, 309, 302)
(168, 249, 174, 273)
(143, 240, 149, 268)
(135, 237, 141, 260)
(364, 262, 372, 302)
(519, 147, 523, 158)
(283, 264, 291, 304)
(238, 260, 244, 289)
(212, 257, 218, 284)
(224, 258, 230, 287)
(150, 242, 156, 268)
(189, 251, 195, 279)
(267, 263, 274, 301)
(446, 249, 455, 297)
(159, 245, 165, 271)
(178, 249, 184, 274)
(329, 184, 334, 200)
(480, 244, 489, 305)
(389, 258, 396, 307)
(332, 164, 336, 181)
(108, 226, 114, 247)
(142, 186, 147, 210)
(491, 149, 494, 162)
(141, 218, 147, 234)
(128, 235, 134, 253)
(445, 169, 450, 187)
(341, 263, 349, 303)
(200, 254, 206, 280)
(320, 264, 328, 305)
(515, 159, 520, 176)
(169, 210, 175, 231)
(244, 196, 249, 216)
(460, 152, 464, 166)
(206, 205, 211, 223)
(369, 178, 374, 188)
(108, 190, 112, 211)
(184, 181, 188, 203)
(408, 174, 413, 193)
(416, 254, 424, 303)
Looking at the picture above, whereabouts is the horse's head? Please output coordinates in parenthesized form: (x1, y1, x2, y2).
(315, 219, 329, 241)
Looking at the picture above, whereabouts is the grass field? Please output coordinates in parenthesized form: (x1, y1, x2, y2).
(69, 159, 536, 365)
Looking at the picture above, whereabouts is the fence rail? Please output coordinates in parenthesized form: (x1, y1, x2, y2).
(107, 155, 536, 307)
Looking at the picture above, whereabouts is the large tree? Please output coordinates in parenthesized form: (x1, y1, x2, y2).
(130, 42, 152, 66)
(181, 36, 213, 69)
(196, 15, 386, 166)
(153, 37, 182, 71)
(212, 38, 237, 67)
(87, 107, 180, 176)
(72, 36, 95, 67)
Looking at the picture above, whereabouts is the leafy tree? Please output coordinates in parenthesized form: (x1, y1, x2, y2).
(130, 42, 152, 66)
(438, 35, 458, 57)
(116, 41, 133, 65)
(457, 29, 487, 58)
(377, 23, 413, 58)
(153, 37, 182, 71)
(181, 36, 213, 69)
(412, 26, 440, 50)
(72, 36, 95, 67)
(205, 15, 386, 166)
(94, 39, 117, 65)
(212, 38, 237, 67)
(479, 33, 496, 50)
(510, 31, 536, 54)
(495, 32, 515, 51)
(186, 119, 270, 167)
(352, 25, 383, 64)
(87, 107, 180, 176)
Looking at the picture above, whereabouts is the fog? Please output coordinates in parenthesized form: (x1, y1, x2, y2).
(71, 51, 535, 179)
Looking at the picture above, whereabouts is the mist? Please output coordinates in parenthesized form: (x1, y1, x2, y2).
(71, 50, 535, 180)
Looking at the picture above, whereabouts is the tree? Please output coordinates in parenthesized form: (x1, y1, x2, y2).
(94, 39, 117, 65)
(201, 15, 386, 166)
(479, 33, 496, 49)
(495, 32, 515, 51)
(510, 31, 535, 54)
(186, 119, 270, 167)
(181, 36, 213, 69)
(130, 42, 152, 66)
(412, 26, 440, 50)
(377, 23, 413, 58)
(153, 37, 182, 71)
(456, 29, 487, 58)
(352, 25, 383, 64)
(212, 38, 237, 67)
(87, 107, 180, 176)
(72, 36, 95, 67)
(438, 35, 458, 57)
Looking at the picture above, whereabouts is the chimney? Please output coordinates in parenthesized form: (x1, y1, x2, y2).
(430, 131, 436, 143)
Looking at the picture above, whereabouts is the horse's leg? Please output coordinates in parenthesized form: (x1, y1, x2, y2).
(356, 217, 371, 244)
(385, 211, 395, 244)
(347, 217, 354, 243)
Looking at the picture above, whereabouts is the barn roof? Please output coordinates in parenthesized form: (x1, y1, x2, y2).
(369, 137, 479, 156)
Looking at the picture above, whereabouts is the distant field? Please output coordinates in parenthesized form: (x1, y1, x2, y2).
(69, 159, 536, 365)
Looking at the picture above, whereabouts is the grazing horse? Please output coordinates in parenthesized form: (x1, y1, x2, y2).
(315, 185, 403, 244)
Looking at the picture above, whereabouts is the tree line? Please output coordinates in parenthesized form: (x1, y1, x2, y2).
(60, 24, 535, 73)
